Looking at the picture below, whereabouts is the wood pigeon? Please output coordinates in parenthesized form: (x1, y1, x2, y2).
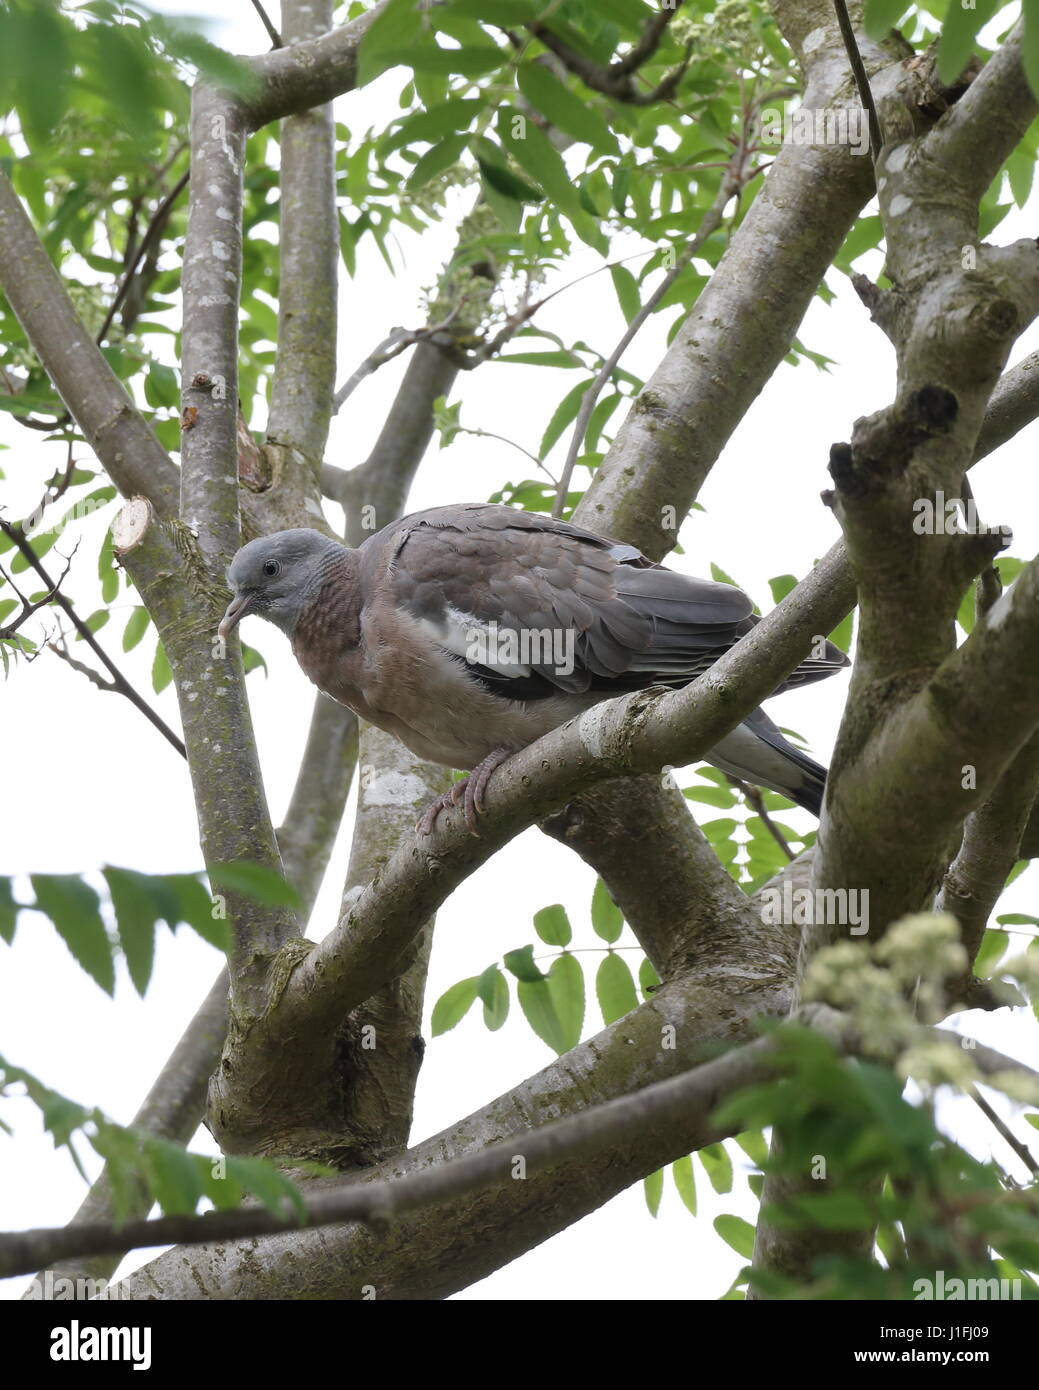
(219, 504, 849, 833)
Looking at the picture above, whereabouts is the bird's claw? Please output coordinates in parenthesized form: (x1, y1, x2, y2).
(415, 750, 509, 837)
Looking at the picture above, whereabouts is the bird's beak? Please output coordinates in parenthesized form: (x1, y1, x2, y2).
(218, 592, 252, 640)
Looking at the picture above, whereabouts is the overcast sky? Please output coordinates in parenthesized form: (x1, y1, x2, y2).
(2, 2, 1038, 1301)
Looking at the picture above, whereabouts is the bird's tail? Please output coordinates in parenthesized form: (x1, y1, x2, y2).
(703, 706, 827, 816)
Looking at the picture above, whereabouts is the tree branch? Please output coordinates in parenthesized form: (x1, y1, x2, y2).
(111, 501, 296, 1019)
(179, 84, 247, 566)
(3, 1007, 822, 1281)
(241, 1, 391, 129)
(0, 173, 180, 515)
(576, 10, 919, 558)
(263, 0, 338, 507)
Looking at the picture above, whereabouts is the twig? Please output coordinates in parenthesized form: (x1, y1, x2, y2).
(969, 1086, 1039, 1176)
(552, 169, 743, 518)
(0, 519, 186, 758)
(250, 0, 282, 48)
(833, 0, 883, 161)
(332, 309, 463, 412)
(95, 170, 190, 348)
(528, 4, 690, 106)
(727, 778, 796, 860)
(0, 549, 74, 638)
(614, 0, 685, 76)
(250, 0, 283, 48)
(48, 631, 120, 691)
(458, 427, 558, 484)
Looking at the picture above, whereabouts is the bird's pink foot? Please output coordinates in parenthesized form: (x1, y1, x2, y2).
(416, 749, 510, 837)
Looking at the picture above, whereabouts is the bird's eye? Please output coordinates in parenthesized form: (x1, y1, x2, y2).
(262, 559, 281, 578)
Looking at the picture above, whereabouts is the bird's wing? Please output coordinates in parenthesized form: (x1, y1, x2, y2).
(370, 504, 756, 698)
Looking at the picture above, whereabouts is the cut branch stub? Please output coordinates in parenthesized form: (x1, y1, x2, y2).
(111, 497, 155, 559)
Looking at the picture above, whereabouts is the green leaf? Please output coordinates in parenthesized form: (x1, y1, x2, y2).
(152, 638, 172, 693)
(160, 874, 230, 952)
(937, 0, 1001, 86)
(517, 975, 566, 1052)
(103, 866, 158, 996)
(357, 0, 426, 85)
(225, 1154, 305, 1220)
(208, 861, 301, 909)
(0, 877, 18, 945)
(644, 1166, 664, 1217)
(406, 132, 468, 190)
(684, 786, 737, 808)
(863, 1, 912, 40)
(548, 952, 584, 1052)
(30, 874, 114, 995)
(449, 0, 538, 22)
(699, 1142, 733, 1194)
(596, 951, 637, 1024)
(714, 1213, 755, 1258)
(382, 97, 484, 153)
(477, 963, 510, 1031)
(828, 609, 854, 655)
(142, 1137, 204, 1216)
(378, 44, 505, 77)
(638, 957, 660, 999)
(144, 362, 179, 409)
(241, 641, 267, 678)
(540, 378, 592, 458)
(672, 1155, 697, 1215)
(735, 1130, 769, 1167)
(516, 64, 618, 155)
(768, 574, 797, 606)
(473, 134, 543, 202)
(122, 605, 149, 652)
(503, 943, 544, 982)
(431, 975, 480, 1035)
(498, 107, 580, 217)
(610, 264, 640, 322)
(591, 877, 623, 942)
(533, 902, 571, 946)
(974, 928, 1010, 976)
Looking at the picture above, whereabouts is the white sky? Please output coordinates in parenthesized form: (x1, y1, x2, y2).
(1, 2, 1037, 1302)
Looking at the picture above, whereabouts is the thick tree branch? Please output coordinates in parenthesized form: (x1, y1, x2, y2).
(576, 7, 919, 558)
(108, 990, 822, 1298)
(262, 0, 338, 520)
(111, 501, 296, 1018)
(98, 1013, 1031, 1298)
(3, 1008, 824, 1280)
(179, 84, 247, 565)
(241, 1, 390, 129)
(753, 17, 1039, 1293)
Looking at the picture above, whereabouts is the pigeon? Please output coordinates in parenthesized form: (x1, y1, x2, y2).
(218, 503, 849, 834)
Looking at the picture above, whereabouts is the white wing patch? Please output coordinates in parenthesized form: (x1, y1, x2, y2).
(417, 607, 533, 679)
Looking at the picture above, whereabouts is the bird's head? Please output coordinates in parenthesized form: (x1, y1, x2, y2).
(219, 529, 346, 639)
